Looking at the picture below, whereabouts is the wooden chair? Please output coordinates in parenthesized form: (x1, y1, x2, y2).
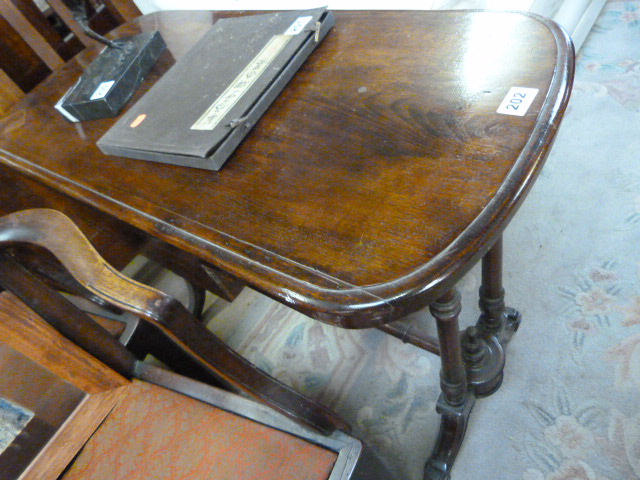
(0, 210, 351, 427)
(0, 0, 140, 115)
(0, 208, 395, 479)
(0, 294, 395, 480)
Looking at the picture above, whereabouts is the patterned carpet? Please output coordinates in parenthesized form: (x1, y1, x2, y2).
(139, 2, 640, 478)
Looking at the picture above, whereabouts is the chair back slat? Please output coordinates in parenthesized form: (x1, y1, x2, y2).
(46, 0, 95, 48)
(0, 0, 64, 70)
(0, 69, 24, 115)
(104, 0, 139, 22)
(0, 0, 141, 115)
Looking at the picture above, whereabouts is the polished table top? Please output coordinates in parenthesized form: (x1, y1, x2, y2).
(0, 10, 573, 328)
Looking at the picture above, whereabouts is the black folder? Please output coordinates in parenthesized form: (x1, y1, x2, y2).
(97, 8, 334, 171)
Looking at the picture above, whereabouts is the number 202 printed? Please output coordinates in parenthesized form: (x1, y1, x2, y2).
(497, 87, 539, 117)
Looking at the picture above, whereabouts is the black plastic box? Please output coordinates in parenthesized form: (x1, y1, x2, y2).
(56, 31, 166, 122)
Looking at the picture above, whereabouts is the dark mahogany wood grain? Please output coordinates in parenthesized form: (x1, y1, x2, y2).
(0, 10, 574, 327)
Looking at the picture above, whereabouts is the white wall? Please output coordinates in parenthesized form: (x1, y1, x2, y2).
(132, 0, 536, 15)
(131, 0, 605, 51)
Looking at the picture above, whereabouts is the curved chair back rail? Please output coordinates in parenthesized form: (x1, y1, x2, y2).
(0, 208, 348, 434)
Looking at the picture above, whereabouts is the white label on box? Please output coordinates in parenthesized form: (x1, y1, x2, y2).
(284, 16, 313, 35)
(90, 80, 115, 101)
(497, 87, 539, 116)
(191, 35, 291, 131)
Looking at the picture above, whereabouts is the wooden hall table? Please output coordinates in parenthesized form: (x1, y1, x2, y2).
(0, 10, 574, 479)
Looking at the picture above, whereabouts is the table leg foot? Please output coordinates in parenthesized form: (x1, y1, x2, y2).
(423, 394, 475, 480)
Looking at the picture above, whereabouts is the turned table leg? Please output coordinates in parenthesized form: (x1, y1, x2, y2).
(478, 236, 505, 332)
(424, 289, 475, 480)
(461, 236, 524, 396)
(477, 237, 522, 343)
(424, 236, 523, 479)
